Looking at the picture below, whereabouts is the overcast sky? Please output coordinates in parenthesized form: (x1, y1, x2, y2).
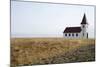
(11, 1, 95, 38)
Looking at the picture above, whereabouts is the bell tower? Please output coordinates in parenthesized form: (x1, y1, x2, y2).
(81, 13, 88, 38)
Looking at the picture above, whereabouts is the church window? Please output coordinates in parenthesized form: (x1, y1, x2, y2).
(72, 33, 74, 36)
(69, 34, 70, 36)
(65, 34, 67, 36)
(76, 33, 78, 36)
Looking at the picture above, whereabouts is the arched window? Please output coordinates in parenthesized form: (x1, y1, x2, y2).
(69, 33, 70, 36)
(65, 34, 67, 36)
(72, 33, 74, 36)
(76, 33, 78, 36)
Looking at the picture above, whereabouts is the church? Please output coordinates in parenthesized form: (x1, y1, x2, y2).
(63, 14, 88, 39)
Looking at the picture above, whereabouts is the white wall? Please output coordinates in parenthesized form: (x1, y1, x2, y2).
(81, 24, 88, 38)
(80, 31, 88, 38)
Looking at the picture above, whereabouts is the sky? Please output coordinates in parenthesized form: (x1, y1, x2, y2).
(11, 1, 95, 38)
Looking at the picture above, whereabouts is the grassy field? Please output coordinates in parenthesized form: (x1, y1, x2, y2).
(11, 38, 95, 67)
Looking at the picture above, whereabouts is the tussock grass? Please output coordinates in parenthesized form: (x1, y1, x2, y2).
(11, 38, 95, 66)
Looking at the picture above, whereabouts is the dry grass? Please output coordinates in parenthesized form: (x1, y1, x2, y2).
(11, 38, 95, 67)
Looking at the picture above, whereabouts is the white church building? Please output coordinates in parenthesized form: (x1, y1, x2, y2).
(63, 14, 88, 39)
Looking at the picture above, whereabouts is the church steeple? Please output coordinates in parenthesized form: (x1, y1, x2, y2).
(81, 14, 88, 24)
(80, 13, 88, 39)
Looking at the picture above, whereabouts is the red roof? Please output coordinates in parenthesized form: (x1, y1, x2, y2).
(63, 27, 82, 33)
